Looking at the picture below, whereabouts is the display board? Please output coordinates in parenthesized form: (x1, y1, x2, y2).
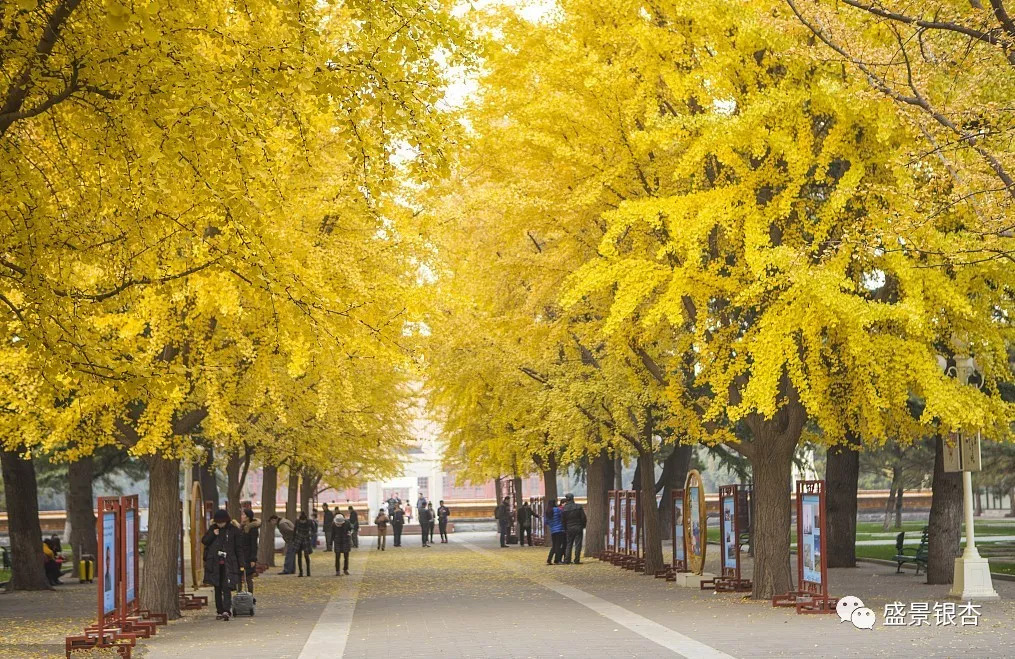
(120, 495, 139, 608)
(607, 491, 618, 554)
(618, 494, 629, 554)
(670, 488, 686, 572)
(773, 480, 837, 614)
(96, 497, 120, 625)
(531, 496, 545, 545)
(628, 491, 640, 558)
(704, 485, 751, 592)
(684, 470, 707, 575)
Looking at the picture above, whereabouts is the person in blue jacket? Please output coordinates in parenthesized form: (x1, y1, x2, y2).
(545, 499, 566, 565)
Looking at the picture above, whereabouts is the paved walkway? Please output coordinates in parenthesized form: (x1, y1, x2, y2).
(3, 532, 1015, 657)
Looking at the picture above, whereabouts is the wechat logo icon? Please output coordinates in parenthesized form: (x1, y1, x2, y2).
(837, 596, 875, 630)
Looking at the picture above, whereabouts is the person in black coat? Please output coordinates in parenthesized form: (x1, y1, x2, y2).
(347, 506, 359, 548)
(293, 511, 314, 577)
(391, 507, 405, 547)
(418, 505, 433, 547)
(436, 501, 451, 543)
(323, 504, 335, 552)
(494, 497, 512, 547)
(238, 509, 261, 593)
(202, 509, 245, 620)
(332, 513, 352, 575)
(517, 502, 534, 546)
(561, 494, 587, 565)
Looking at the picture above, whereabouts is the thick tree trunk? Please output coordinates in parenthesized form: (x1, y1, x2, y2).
(614, 456, 623, 489)
(895, 487, 904, 529)
(656, 445, 692, 541)
(67, 456, 98, 570)
(637, 449, 664, 574)
(630, 459, 641, 492)
(1, 450, 50, 591)
(541, 454, 558, 504)
(140, 455, 181, 619)
(747, 432, 797, 599)
(824, 443, 858, 568)
(225, 450, 251, 521)
(285, 468, 298, 521)
(258, 465, 278, 566)
(927, 435, 962, 584)
(584, 449, 612, 557)
(1008, 486, 1015, 517)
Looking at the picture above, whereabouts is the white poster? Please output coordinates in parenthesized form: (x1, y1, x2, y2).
(619, 497, 628, 552)
(673, 497, 685, 562)
(102, 512, 116, 614)
(801, 494, 821, 584)
(607, 497, 616, 550)
(630, 498, 639, 554)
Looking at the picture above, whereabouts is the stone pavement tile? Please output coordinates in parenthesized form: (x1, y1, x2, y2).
(342, 536, 665, 659)
(498, 535, 1015, 658)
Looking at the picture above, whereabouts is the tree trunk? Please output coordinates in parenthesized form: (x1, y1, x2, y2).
(894, 486, 904, 529)
(637, 448, 664, 574)
(746, 432, 797, 599)
(584, 449, 612, 557)
(258, 465, 278, 566)
(974, 488, 983, 516)
(541, 454, 558, 505)
(67, 456, 98, 570)
(1008, 486, 1015, 518)
(614, 456, 623, 489)
(299, 469, 314, 516)
(192, 448, 218, 509)
(630, 459, 641, 492)
(824, 442, 858, 567)
(883, 468, 901, 531)
(285, 468, 298, 521)
(140, 455, 181, 619)
(655, 444, 692, 541)
(1, 450, 50, 591)
(225, 449, 251, 521)
(494, 477, 503, 509)
(927, 435, 962, 584)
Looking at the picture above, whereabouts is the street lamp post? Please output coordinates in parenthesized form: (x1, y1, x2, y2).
(939, 354, 999, 600)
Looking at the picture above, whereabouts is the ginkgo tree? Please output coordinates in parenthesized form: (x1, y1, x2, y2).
(0, 0, 475, 609)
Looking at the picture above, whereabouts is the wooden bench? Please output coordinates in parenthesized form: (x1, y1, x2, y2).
(893, 527, 929, 575)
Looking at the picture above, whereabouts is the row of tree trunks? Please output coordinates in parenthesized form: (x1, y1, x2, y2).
(139, 455, 181, 619)
(67, 455, 98, 567)
(656, 445, 692, 541)
(584, 449, 614, 557)
(1, 449, 50, 591)
(825, 442, 859, 568)
(192, 448, 218, 510)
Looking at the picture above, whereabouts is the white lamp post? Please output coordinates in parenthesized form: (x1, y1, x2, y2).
(938, 354, 999, 600)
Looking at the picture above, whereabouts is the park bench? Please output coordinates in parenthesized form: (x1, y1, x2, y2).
(893, 527, 929, 575)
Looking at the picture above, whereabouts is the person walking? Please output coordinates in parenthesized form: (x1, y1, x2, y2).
(391, 506, 405, 547)
(202, 509, 244, 621)
(269, 514, 297, 574)
(238, 509, 261, 594)
(545, 499, 566, 565)
(418, 503, 433, 547)
(437, 501, 451, 543)
(561, 493, 587, 564)
(517, 501, 534, 546)
(293, 511, 314, 577)
(495, 496, 513, 547)
(323, 504, 335, 552)
(332, 512, 352, 576)
(347, 505, 360, 548)
(374, 509, 389, 550)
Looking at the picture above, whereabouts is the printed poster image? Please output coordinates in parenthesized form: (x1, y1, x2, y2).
(619, 497, 628, 552)
(689, 486, 701, 557)
(673, 498, 685, 561)
(801, 494, 821, 584)
(630, 500, 639, 553)
(125, 510, 136, 604)
(102, 512, 116, 614)
(723, 497, 737, 569)
(608, 498, 617, 549)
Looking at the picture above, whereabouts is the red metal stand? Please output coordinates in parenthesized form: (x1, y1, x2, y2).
(773, 480, 837, 614)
